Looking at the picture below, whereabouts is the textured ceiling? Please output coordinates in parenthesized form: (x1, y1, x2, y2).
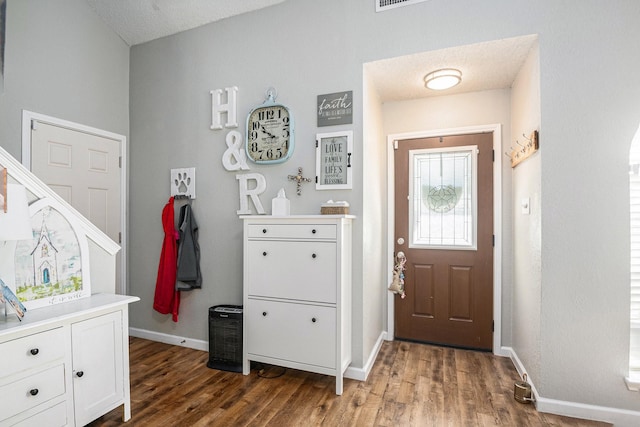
(366, 35, 538, 102)
(86, 0, 286, 46)
(85, 1, 537, 102)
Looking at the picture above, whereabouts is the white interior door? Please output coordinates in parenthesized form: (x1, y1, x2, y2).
(27, 117, 124, 293)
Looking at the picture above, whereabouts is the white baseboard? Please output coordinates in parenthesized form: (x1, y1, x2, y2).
(535, 396, 640, 427)
(493, 344, 511, 358)
(502, 346, 541, 399)
(503, 346, 640, 426)
(129, 327, 208, 352)
(344, 331, 386, 381)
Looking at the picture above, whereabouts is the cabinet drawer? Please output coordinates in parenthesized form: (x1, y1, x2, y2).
(246, 299, 336, 369)
(246, 240, 336, 303)
(11, 400, 68, 427)
(247, 224, 336, 240)
(1, 328, 65, 378)
(0, 364, 66, 422)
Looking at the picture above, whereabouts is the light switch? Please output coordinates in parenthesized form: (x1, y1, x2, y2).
(521, 197, 530, 215)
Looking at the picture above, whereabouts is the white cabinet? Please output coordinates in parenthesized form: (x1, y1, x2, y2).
(242, 215, 353, 395)
(71, 311, 124, 426)
(0, 294, 138, 426)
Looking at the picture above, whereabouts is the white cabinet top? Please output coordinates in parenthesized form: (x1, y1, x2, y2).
(0, 293, 139, 338)
(240, 215, 356, 220)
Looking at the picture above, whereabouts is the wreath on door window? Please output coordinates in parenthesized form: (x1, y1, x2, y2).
(422, 185, 461, 213)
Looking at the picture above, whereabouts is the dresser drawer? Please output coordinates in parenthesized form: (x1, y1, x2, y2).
(246, 240, 336, 303)
(246, 299, 336, 369)
(2, 328, 66, 378)
(0, 364, 66, 422)
(247, 223, 336, 240)
(11, 400, 68, 427)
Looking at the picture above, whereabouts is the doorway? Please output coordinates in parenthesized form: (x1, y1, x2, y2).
(387, 125, 503, 354)
(394, 132, 493, 349)
(21, 111, 127, 295)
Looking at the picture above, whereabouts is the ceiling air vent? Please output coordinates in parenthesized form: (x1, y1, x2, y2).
(376, 0, 430, 12)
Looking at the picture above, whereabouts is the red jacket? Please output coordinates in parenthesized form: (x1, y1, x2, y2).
(153, 197, 180, 321)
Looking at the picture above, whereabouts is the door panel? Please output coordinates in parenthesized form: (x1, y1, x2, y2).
(449, 265, 473, 321)
(48, 184, 72, 203)
(394, 133, 493, 350)
(30, 120, 122, 292)
(31, 122, 120, 238)
(413, 263, 434, 316)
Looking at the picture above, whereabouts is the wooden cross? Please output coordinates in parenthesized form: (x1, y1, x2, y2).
(288, 167, 312, 196)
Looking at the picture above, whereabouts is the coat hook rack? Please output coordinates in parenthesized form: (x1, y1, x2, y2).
(171, 167, 196, 199)
(509, 130, 539, 168)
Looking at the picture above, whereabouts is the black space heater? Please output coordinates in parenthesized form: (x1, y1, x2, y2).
(207, 305, 243, 372)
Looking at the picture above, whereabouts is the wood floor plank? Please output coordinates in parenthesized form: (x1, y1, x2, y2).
(351, 375, 384, 425)
(88, 338, 613, 427)
(245, 369, 311, 426)
(317, 378, 366, 426)
(408, 373, 433, 425)
(268, 372, 330, 425)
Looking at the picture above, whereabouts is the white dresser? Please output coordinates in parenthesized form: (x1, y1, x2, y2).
(242, 215, 353, 395)
(0, 294, 139, 426)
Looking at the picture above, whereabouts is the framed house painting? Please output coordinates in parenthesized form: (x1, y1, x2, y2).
(13, 197, 91, 309)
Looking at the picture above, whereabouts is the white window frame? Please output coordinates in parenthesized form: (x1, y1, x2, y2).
(408, 145, 478, 251)
(626, 125, 640, 391)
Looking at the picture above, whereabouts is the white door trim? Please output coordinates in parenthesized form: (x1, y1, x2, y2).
(21, 110, 128, 295)
(386, 123, 506, 356)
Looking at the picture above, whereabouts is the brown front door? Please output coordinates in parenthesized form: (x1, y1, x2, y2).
(394, 133, 493, 350)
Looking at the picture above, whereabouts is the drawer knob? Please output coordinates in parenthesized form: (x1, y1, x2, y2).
(29, 388, 39, 396)
(312, 253, 317, 259)
(312, 317, 317, 323)
(312, 229, 317, 234)
(262, 311, 267, 317)
(29, 348, 39, 356)
(262, 251, 267, 256)
(76, 371, 84, 378)
(262, 228, 267, 234)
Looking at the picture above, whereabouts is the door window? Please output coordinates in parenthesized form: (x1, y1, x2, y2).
(409, 145, 477, 250)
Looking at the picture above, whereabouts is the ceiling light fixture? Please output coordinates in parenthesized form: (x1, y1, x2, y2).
(424, 68, 462, 91)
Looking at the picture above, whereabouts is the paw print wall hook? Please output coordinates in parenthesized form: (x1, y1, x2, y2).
(171, 167, 196, 199)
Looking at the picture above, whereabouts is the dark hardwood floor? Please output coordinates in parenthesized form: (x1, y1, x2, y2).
(88, 337, 610, 426)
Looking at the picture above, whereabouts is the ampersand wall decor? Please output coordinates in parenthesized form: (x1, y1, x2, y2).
(222, 130, 249, 171)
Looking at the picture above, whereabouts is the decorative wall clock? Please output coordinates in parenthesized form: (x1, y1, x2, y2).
(246, 88, 294, 164)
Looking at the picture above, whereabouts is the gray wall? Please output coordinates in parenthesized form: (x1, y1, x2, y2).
(362, 69, 386, 367)
(536, 3, 637, 407)
(2, 0, 639, 416)
(128, 0, 370, 355)
(511, 43, 542, 394)
(129, 0, 640, 412)
(0, 0, 129, 161)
